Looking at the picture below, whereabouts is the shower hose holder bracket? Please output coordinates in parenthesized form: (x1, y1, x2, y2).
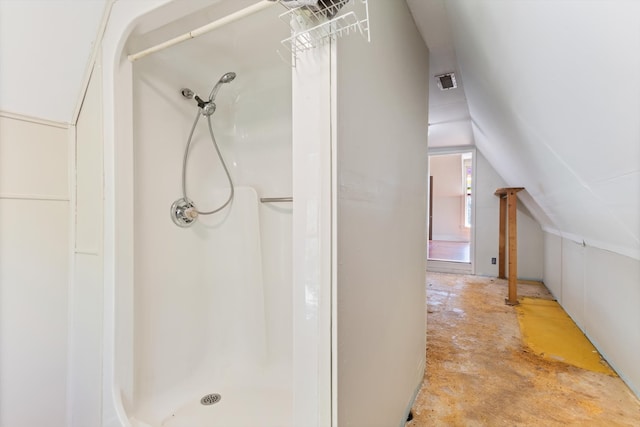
(194, 95, 216, 116)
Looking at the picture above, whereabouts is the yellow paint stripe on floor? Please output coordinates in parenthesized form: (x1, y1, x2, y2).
(515, 297, 616, 376)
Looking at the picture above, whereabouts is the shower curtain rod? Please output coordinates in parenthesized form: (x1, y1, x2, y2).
(128, 0, 277, 62)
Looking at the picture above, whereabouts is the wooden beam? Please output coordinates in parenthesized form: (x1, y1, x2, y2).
(498, 196, 507, 279)
(506, 190, 519, 305)
(495, 187, 524, 306)
(494, 187, 524, 196)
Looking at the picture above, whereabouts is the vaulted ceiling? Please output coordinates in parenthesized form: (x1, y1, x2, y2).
(408, 0, 639, 259)
(1, 0, 638, 259)
(0, 0, 108, 123)
(406, 0, 472, 148)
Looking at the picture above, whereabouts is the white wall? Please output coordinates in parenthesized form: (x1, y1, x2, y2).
(69, 62, 105, 427)
(474, 150, 543, 279)
(544, 233, 640, 397)
(430, 154, 470, 242)
(334, 1, 429, 425)
(0, 115, 70, 427)
(543, 232, 562, 300)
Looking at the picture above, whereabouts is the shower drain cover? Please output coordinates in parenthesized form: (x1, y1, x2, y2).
(200, 393, 222, 406)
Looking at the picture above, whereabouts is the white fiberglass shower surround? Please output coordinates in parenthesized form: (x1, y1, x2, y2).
(103, 2, 323, 427)
(132, 10, 293, 427)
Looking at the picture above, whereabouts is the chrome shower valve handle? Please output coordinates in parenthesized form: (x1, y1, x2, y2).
(185, 207, 198, 220)
(171, 198, 198, 227)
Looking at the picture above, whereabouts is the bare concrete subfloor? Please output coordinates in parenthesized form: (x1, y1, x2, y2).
(408, 273, 640, 427)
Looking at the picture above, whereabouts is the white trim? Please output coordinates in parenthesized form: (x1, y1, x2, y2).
(127, 0, 276, 62)
(0, 193, 70, 202)
(426, 259, 473, 274)
(583, 238, 640, 261)
(71, 0, 118, 125)
(428, 117, 472, 127)
(65, 124, 78, 427)
(75, 249, 101, 256)
(541, 226, 640, 261)
(330, 36, 338, 427)
(428, 144, 475, 155)
(427, 146, 477, 274)
(0, 110, 69, 129)
(470, 147, 477, 274)
(541, 225, 562, 236)
(559, 231, 586, 246)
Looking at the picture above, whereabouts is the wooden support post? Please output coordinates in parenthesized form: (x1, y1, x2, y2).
(498, 196, 507, 279)
(506, 190, 518, 305)
(494, 187, 524, 306)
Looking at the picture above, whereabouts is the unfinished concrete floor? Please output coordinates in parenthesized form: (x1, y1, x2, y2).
(408, 272, 640, 426)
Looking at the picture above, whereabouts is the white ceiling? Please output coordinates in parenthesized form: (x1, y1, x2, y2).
(0, 0, 107, 124)
(0, 0, 637, 259)
(408, 0, 640, 259)
(406, 0, 472, 148)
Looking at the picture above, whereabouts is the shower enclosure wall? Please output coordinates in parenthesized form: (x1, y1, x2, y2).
(122, 5, 296, 426)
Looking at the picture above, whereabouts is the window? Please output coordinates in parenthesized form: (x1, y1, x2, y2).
(462, 154, 472, 228)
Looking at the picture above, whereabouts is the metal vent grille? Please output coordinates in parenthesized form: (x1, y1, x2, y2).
(436, 73, 457, 90)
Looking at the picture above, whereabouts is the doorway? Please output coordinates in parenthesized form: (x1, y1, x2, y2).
(427, 149, 474, 273)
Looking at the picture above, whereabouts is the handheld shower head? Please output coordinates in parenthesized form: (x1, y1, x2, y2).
(220, 72, 236, 83)
(208, 71, 237, 100)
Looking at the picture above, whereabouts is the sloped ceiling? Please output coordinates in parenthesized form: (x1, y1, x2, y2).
(410, 0, 640, 259)
(406, 0, 472, 147)
(2, 0, 638, 259)
(0, 0, 107, 124)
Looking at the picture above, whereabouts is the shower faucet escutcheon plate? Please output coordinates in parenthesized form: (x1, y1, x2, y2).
(171, 198, 198, 227)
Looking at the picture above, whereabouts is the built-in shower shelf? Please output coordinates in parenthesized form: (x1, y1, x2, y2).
(278, 0, 370, 66)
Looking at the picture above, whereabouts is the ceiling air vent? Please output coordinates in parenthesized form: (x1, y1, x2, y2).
(435, 73, 457, 90)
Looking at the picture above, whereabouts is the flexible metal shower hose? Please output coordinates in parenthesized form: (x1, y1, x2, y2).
(181, 111, 235, 215)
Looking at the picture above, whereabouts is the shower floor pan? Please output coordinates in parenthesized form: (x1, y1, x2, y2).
(130, 387, 292, 427)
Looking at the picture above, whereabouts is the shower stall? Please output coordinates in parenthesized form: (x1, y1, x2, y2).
(122, 4, 297, 426)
